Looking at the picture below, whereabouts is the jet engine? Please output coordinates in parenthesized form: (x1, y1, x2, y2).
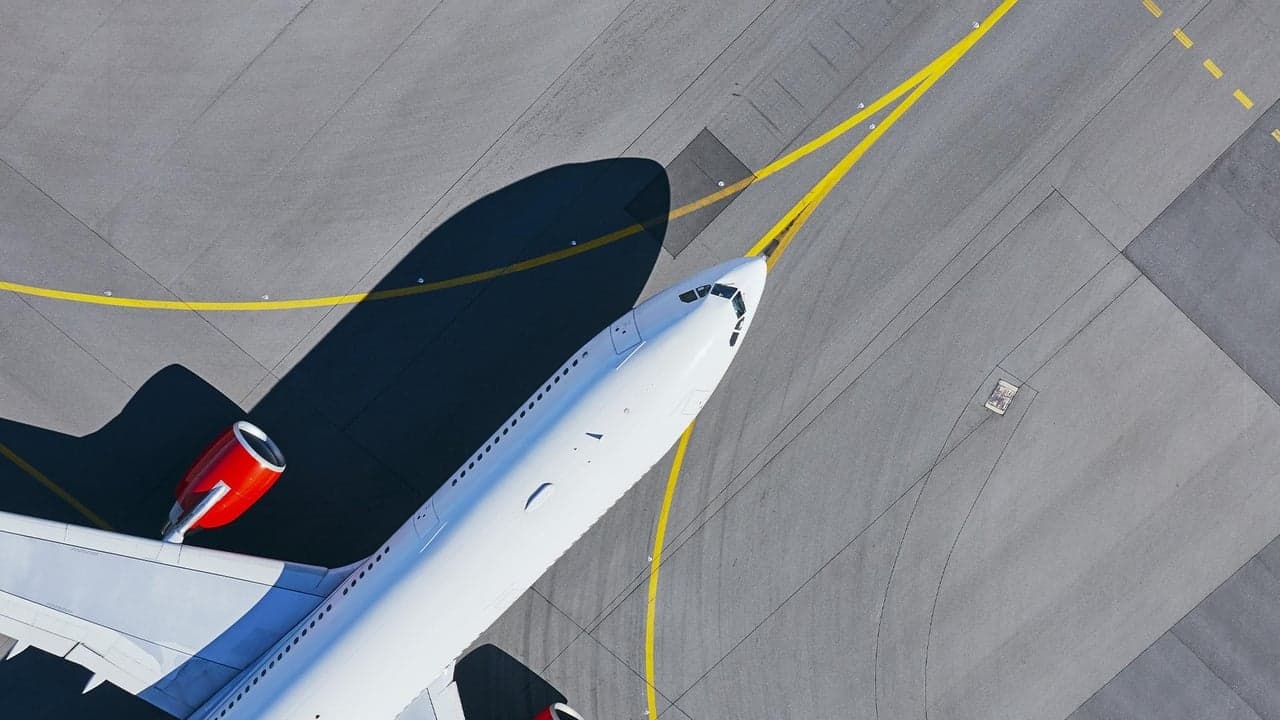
(161, 421, 285, 543)
(534, 704, 585, 720)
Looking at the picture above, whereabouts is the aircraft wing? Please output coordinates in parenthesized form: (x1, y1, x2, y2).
(0, 510, 347, 718)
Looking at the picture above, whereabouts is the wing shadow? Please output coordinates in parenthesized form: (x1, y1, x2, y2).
(0, 157, 669, 718)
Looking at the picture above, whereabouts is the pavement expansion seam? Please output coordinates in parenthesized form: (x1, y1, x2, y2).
(0, 0, 128, 131)
(872, 376, 996, 720)
(1070, 558, 1275, 718)
(162, 0, 448, 291)
(920, 393, 1037, 720)
(1167, 626, 1270, 720)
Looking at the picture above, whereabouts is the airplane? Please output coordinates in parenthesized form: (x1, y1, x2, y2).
(0, 255, 767, 719)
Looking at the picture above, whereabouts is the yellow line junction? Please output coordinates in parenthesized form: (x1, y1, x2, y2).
(0, 3, 1024, 715)
(641, 1, 1021, 715)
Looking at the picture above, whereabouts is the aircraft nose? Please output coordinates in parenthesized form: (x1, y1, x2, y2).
(711, 255, 767, 325)
(632, 256, 768, 341)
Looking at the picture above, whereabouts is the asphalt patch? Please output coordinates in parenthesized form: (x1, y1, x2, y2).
(1124, 100, 1280, 405)
(627, 128, 752, 257)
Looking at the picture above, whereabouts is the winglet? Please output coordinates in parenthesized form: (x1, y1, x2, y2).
(2, 638, 28, 661)
(83, 672, 107, 694)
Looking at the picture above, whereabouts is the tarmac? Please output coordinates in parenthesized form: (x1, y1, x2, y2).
(1, 0, 1279, 718)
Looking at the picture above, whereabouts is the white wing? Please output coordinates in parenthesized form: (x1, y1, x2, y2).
(0, 511, 348, 718)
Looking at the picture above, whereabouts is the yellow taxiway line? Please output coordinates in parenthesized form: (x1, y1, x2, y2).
(644, 423, 694, 719)
(3, 7, 1014, 314)
(642, 2, 1021, 715)
(0, 441, 113, 530)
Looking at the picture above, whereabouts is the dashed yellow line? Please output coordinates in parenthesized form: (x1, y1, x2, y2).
(0, 441, 112, 530)
(1143, 0, 1163, 18)
(1160, 16, 1257, 113)
(1270, 129, 1280, 143)
(644, 423, 693, 720)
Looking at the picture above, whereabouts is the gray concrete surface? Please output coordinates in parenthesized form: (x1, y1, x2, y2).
(1126, 100, 1280, 404)
(2, 0, 1280, 719)
(1071, 534, 1280, 720)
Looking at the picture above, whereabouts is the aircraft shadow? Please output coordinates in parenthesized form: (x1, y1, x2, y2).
(454, 644, 567, 720)
(0, 157, 669, 718)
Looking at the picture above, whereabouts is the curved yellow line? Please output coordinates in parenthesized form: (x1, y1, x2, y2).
(0, 0, 1018, 314)
(0, 441, 113, 530)
(642, 5, 1019, 716)
(645, 423, 694, 720)
(747, 0, 1020, 266)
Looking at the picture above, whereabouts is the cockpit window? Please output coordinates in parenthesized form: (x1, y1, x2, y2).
(703, 283, 748, 318)
(679, 285, 715, 303)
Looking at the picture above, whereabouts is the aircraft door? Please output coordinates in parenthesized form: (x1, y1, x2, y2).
(412, 500, 442, 542)
(610, 311, 641, 354)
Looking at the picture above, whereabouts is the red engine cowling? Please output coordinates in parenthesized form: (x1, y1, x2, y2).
(166, 421, 285, 539)
(533, 704, 585, 720)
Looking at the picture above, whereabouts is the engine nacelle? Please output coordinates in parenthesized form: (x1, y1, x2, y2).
(161, 421, 285, 543)
(533, 704, 584, 720)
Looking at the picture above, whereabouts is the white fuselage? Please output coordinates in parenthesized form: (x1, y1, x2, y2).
(193, 256, 766, 720)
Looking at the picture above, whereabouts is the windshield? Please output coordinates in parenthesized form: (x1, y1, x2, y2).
(710, 283, 735, 299)
(678, 284, 714, 303)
